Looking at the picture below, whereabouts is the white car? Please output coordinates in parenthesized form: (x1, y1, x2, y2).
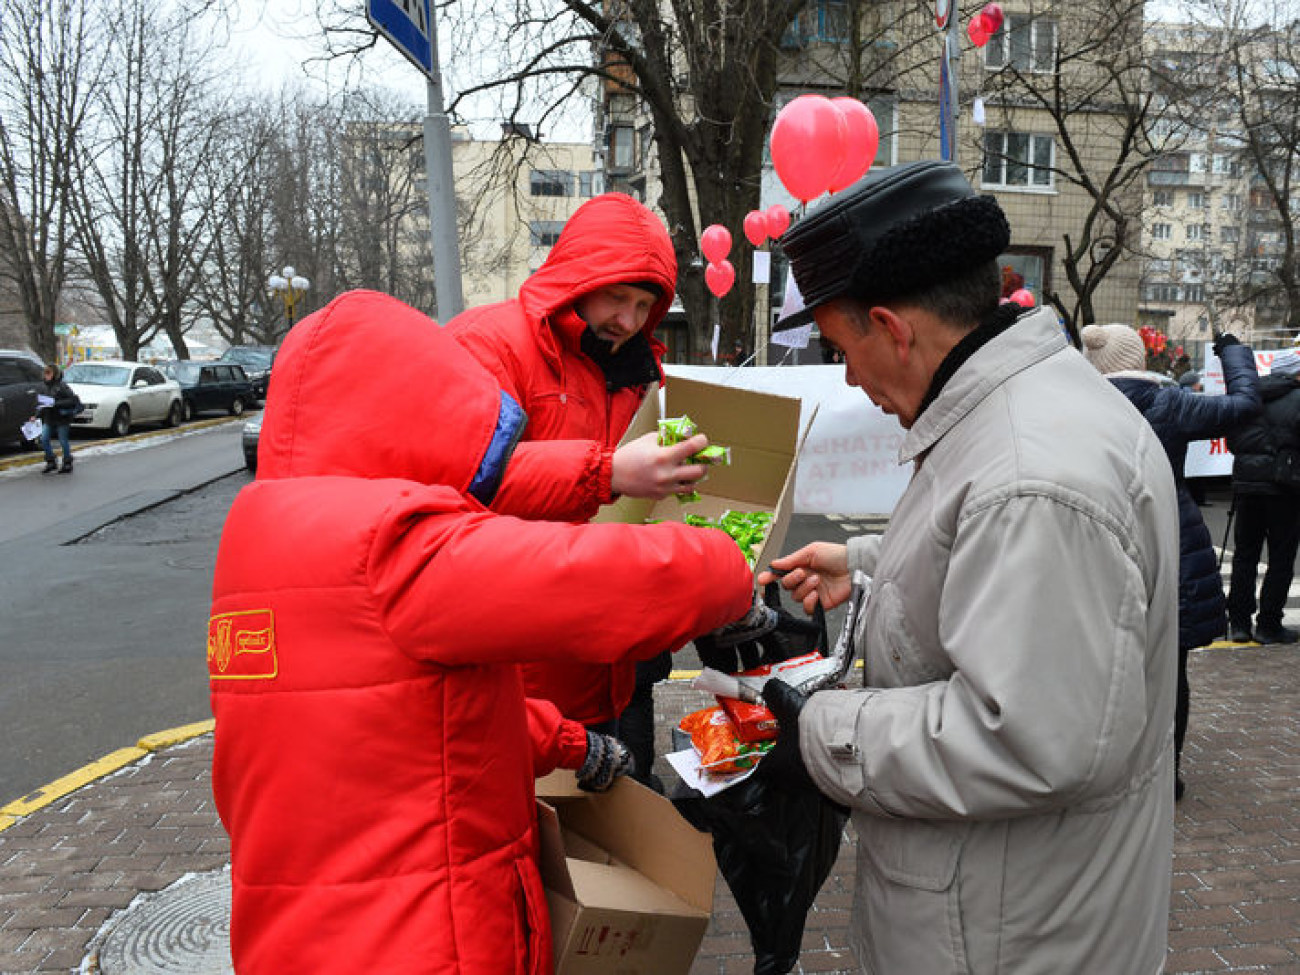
(63, 360, 183, 437)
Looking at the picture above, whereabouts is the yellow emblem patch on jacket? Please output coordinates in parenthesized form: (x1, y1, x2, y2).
(208, 609, 278, 680)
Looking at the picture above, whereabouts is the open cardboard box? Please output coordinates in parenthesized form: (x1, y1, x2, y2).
(593, 374, 811, 570)
(536, 770, 715, 975)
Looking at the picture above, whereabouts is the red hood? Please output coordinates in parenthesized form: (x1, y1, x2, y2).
(517, 193, 677, 344)
(257, 290, 515, 492)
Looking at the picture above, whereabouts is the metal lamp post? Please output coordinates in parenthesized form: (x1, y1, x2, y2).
(267, 266, 311, 330)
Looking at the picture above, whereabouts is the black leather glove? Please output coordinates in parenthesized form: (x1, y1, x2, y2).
(695, 581, 826, 675)
(576, 731, 634, 792)
(1212, 332, 1240, 357)
(758, 678, 818, 793)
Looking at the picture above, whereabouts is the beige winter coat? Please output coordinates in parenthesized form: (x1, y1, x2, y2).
(801, 307, 1178, 975)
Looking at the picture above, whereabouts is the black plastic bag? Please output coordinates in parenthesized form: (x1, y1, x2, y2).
(673, 773, 848, 975)
(674, 586, 847, 975)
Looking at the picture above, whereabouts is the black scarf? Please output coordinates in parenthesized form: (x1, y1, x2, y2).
(915, 303, 1023, 420)
(580, 328, 660, 392)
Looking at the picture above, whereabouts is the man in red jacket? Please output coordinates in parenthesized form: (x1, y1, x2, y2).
(209, 290, 754, 974)
(448, 193, 707, 781)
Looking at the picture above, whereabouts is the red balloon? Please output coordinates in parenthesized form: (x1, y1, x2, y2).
(828, 98, 879, 193)
(967, 17, 990, 47)
(765, 204, 791, 240)
(981, 2, 1004, 34)
(770, 94, 847, 203)
(701, 224, 732, 265)
(743, 210, 769, 248)
(1009, 288, 1035, 308)
(705, 260, 736, 298)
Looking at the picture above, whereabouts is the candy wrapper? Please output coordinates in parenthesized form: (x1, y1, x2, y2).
(679, 705, 774, 776)
(685, 510, 774, 566)
(658, 414, 732, 503)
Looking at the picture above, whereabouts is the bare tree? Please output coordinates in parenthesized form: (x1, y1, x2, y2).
(0, 0, 98, 363)
(978, 0, 1163, 335)
(67, 0, 251, 361)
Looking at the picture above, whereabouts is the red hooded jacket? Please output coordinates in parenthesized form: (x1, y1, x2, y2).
(208, 291, 751, 974)
(448, 193, 680, 725)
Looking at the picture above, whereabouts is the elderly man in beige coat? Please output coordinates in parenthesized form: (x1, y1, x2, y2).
(759, 161, 1177, 975)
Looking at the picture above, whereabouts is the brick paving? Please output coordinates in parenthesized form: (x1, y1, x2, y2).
(0, 645, 1297, 974)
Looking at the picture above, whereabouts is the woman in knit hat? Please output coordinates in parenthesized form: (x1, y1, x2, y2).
(1082, 323, 1261, 800)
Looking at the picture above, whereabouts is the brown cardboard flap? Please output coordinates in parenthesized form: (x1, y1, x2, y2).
(566, 860, 708, 917)
(554, 778, 716, 913)
(536, 801, 575, 900)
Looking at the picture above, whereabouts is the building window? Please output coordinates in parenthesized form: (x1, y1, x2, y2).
(1220, 225, 1239, 243)
(609, 125, 634, 171)
(530, 170, 573, 197)
(529, 220, 565, 247)
(1153, 190, 1173, 206)
(1148, 257, 1172, 276)
(578, 171, 604, 197)
(1146, 283, 1179, 302)
(1187, 191, 1204, 208)
(784, 1, 850, 44)
(985, 16, 1058, 73)
(1152, 223, 1171, 240)
(1185, 224, 1204, 241)
(1184, 283, 1205, 302)
(982, 131, 1053, 188)
(1222, 193, 1242, 211)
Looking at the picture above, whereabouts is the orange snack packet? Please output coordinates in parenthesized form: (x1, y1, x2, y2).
(680, 706, 774, 775)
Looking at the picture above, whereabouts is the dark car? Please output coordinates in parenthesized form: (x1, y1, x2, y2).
(161, 360, 255, 421)
(242, 412, 261, 473)
(0, 350, 45, 448)
(219, 345, 276, 400)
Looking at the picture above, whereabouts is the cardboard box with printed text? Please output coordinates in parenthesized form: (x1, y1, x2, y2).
(536, 770, 716, 975)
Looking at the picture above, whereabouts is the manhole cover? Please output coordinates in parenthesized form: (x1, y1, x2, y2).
(83, 868, 232, 974)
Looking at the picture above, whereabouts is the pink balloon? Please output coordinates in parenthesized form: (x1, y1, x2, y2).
(743, 210, 769, 247)
(700, 224, 732, 265)
(967, 17, 990, 47)
(770, 94, 847, 203)
(1009, 288, 1036, 308)
(981, 2, 1004, 34)
(705, 260, 736, 298)
(828, 98, 880, 193)
(765, 204, 791, 240)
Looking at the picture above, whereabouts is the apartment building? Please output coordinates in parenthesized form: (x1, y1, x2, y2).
(1139, 22, 1298, 354)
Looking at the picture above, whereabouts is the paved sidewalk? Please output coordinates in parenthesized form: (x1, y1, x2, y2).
(2, 645, 1299, 974)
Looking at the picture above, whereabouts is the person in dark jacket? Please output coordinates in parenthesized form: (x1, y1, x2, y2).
(1083, 323, 1261, 800)
(1225, 346, 1300, 645)
(38, 364, 78, 474)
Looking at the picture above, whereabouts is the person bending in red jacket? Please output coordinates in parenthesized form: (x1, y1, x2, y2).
(208, 290, 754, 974)
(448, 193, 705, 786)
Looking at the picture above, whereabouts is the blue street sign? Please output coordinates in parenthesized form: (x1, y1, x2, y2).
(366, 0, 434, 77)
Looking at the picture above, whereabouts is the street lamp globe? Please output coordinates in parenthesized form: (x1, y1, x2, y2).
(267, 265, 311, 328)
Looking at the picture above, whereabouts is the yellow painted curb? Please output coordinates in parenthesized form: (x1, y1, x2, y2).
(0, 719, 215, 833)
(138, 718, 215, 750)
(2, 746, 148, 817)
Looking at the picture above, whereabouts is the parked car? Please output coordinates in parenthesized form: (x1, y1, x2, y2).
(242, 412, 262, 473)
(161, 360, 255, 420)
(219, 345, 277, 400)
(0, 350, 44, 448)
(63, 360, 183, 436)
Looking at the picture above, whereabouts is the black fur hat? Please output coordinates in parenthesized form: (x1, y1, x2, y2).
(775, 160, 1010, 330)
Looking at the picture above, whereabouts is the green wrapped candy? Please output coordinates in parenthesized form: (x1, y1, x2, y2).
(657, 414, 699, 446)
(691, 444, 731, 465)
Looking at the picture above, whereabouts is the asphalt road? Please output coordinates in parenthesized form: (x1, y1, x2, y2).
(0, 421, 250, 804)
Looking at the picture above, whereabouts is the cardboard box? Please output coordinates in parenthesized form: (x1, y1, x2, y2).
(536, 770, 716, 975)
(593, 375, 810, 570)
